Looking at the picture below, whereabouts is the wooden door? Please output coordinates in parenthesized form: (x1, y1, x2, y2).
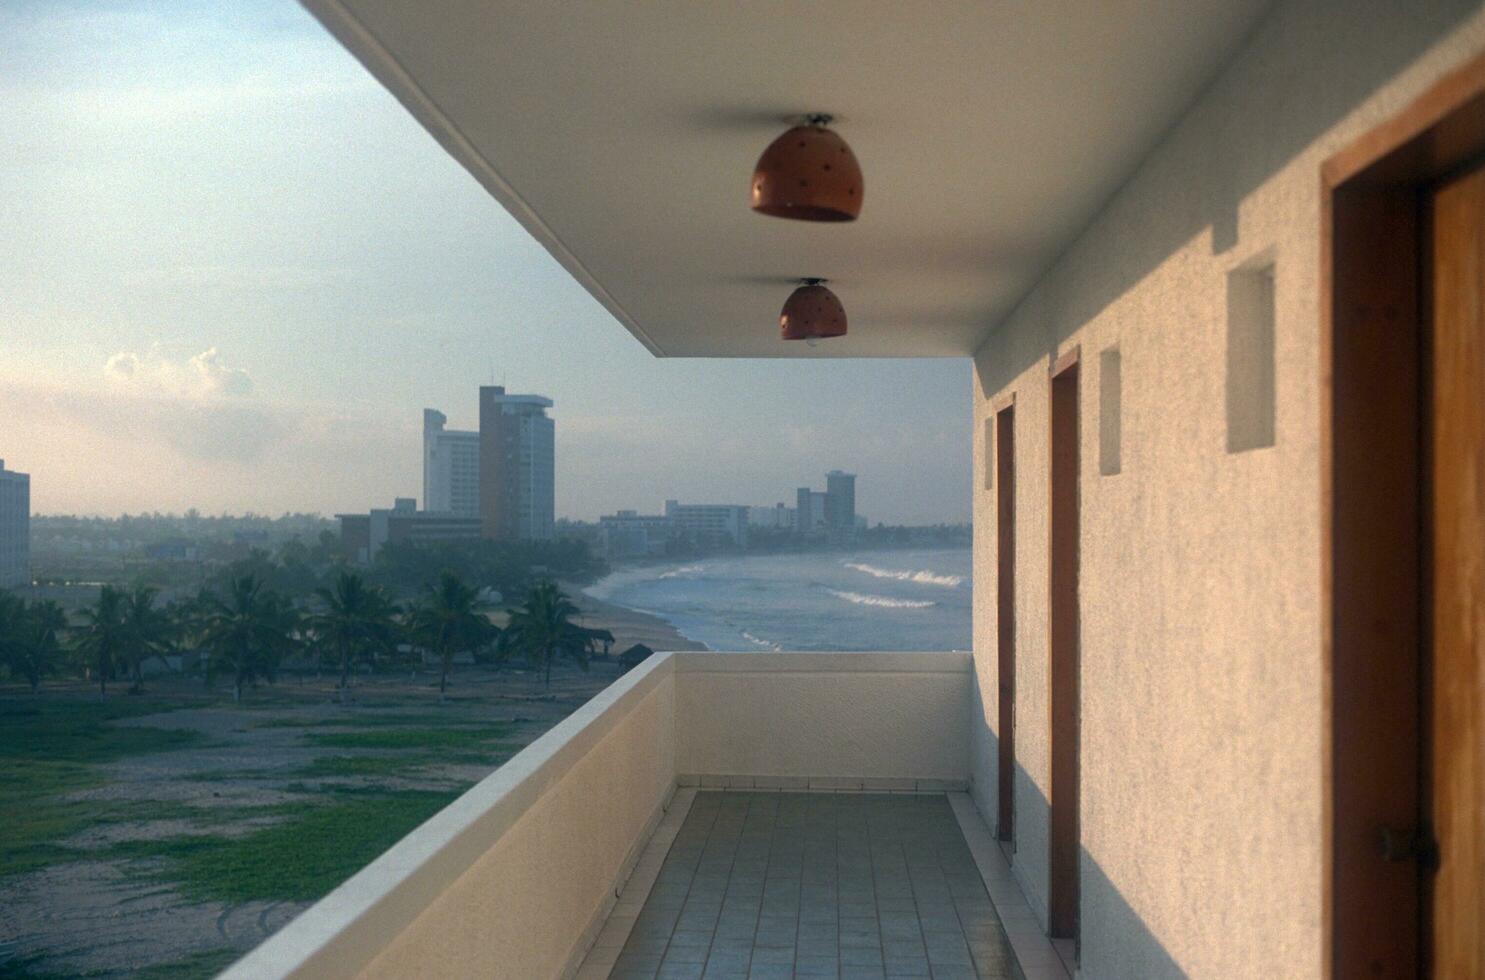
(1426, 162, 1485, 977)
(1049, 359, 1081, 942)
(1327, 49, 1485, 979)
(997, 405, 1017, 844)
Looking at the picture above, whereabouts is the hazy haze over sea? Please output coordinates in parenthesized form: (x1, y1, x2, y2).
(584, 548, 971, 652)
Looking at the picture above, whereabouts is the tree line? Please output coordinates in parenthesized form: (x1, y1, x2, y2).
(0, 571, 606, 702)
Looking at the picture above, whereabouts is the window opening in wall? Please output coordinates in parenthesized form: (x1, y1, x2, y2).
(1226, 261, 1277, 452)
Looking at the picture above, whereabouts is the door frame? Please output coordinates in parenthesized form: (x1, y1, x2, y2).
(1048, 347, 1082, 944)
(995, 395, 1018, 845)
(1322, 47, 1485, 980)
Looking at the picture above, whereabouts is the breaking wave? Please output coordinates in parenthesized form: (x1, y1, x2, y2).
(658, 564, 705, 580)
(740, 630, 781, 650)
(843, 561, 964, 588)
(827, 589, 937, 610)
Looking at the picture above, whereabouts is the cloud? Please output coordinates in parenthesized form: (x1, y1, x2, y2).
(188, 348, 253, 397)
(104, 346, 253, 398)
(0, 375, 420, 515)
(82, 347, 272, 462)
(103, 351, 138, 379)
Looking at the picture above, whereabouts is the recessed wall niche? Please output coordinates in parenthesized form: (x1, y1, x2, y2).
(1099, 346, 1122, 475)
(1226, 261, 1277, 452)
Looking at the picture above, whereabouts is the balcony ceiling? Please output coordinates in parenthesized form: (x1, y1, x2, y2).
(304, 0, 1272, 357)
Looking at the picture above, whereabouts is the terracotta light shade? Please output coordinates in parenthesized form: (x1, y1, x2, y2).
(780, 279, 847, 341)
(751, 115, 863, 222)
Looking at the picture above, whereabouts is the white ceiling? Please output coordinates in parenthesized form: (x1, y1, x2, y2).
(303, 0, 1272, 357)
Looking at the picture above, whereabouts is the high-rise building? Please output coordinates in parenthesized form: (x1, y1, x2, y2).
(826, 470, 856, 529)
(479, 386, 555, 541)
(0, 460, 31, 589)
(795, 487, 828, 535)
(422, 409, 480, 516)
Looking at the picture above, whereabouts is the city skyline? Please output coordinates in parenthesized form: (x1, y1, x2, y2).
(0, 0, 970, 526)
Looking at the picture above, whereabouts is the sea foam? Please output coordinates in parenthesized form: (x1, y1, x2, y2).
(658, 564, 705, 579)
(843, 561, 964, 588)
(827, 589, 937, 609)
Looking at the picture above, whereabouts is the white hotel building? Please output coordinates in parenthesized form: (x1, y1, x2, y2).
(421, 408, 479, 516)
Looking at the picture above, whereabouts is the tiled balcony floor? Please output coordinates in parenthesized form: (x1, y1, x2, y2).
(604, 792, 1023, 980)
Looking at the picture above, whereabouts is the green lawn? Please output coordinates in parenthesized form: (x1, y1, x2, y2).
(100, 788, 460, 903)
(0, 947, 240, 980)
(0, 700, 205, 878)
(303, 723, 510, 750)
(0, 692, 524, 977)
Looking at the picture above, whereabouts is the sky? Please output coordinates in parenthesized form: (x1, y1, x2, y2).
(0, 0, 971, 526)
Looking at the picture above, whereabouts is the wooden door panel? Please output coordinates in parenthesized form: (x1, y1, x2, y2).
(1330, 186, 1424, 978)
(1049, 362, 1081, 941)
(1428, 163, 1485, 978)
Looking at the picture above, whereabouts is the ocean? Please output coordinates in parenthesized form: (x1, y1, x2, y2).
(583, 548, 971, 652)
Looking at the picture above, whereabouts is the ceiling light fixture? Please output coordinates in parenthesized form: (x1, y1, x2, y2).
(780, 278, 847, 343)
(751, 114, 863, 222)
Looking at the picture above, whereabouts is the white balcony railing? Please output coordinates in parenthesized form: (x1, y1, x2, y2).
(220, 651, 973, 980)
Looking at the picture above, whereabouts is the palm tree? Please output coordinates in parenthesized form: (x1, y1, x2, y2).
(0, 591, 31, 687)
(501, 580, 589, 688)
(199, 575, 298, 702)
(73, 585, 127, 698)
(311, 571, 400, 702)
(407, 570, 496, 701)
(120, 586, 173, 693)
(11, 599, 67, 693)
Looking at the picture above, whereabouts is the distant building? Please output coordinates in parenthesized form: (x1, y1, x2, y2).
(748, 503, 797, 531)
(794, 472, 857, 542)
(0, 460, 30, 588)
(423, 409, 480, 516)
(795, 487, 829, 535)
(598, 510, 672, 559)
(826, 470, 856, 529)
(664, 500, 748, 548)
(479, 386, 555, 541)
(145, 539, 198, 562)
(337, 498, 482, 564)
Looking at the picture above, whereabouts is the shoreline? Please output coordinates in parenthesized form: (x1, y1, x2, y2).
(560, 582, 709, 653)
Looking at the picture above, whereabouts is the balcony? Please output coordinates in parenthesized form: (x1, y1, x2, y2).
(220, 652, 1068, 979)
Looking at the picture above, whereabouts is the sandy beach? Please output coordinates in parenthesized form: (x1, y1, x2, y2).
(561, 583, 708, 653)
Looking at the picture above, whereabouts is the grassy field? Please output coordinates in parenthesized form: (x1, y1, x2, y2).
(95, 787, 463, 903)
(0, 700, 506, 902)
(0, 700, 205, 879)
(0, 661, 621, 978)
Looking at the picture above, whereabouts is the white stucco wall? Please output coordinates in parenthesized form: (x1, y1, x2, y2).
(969, 2, 1485, 977)
(221, 654, 678, 980)
(674, 652, 971, 785)
(220, 651, 972, 980)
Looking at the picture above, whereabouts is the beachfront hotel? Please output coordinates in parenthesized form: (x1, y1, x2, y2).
(226, 3, 1485, 978)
